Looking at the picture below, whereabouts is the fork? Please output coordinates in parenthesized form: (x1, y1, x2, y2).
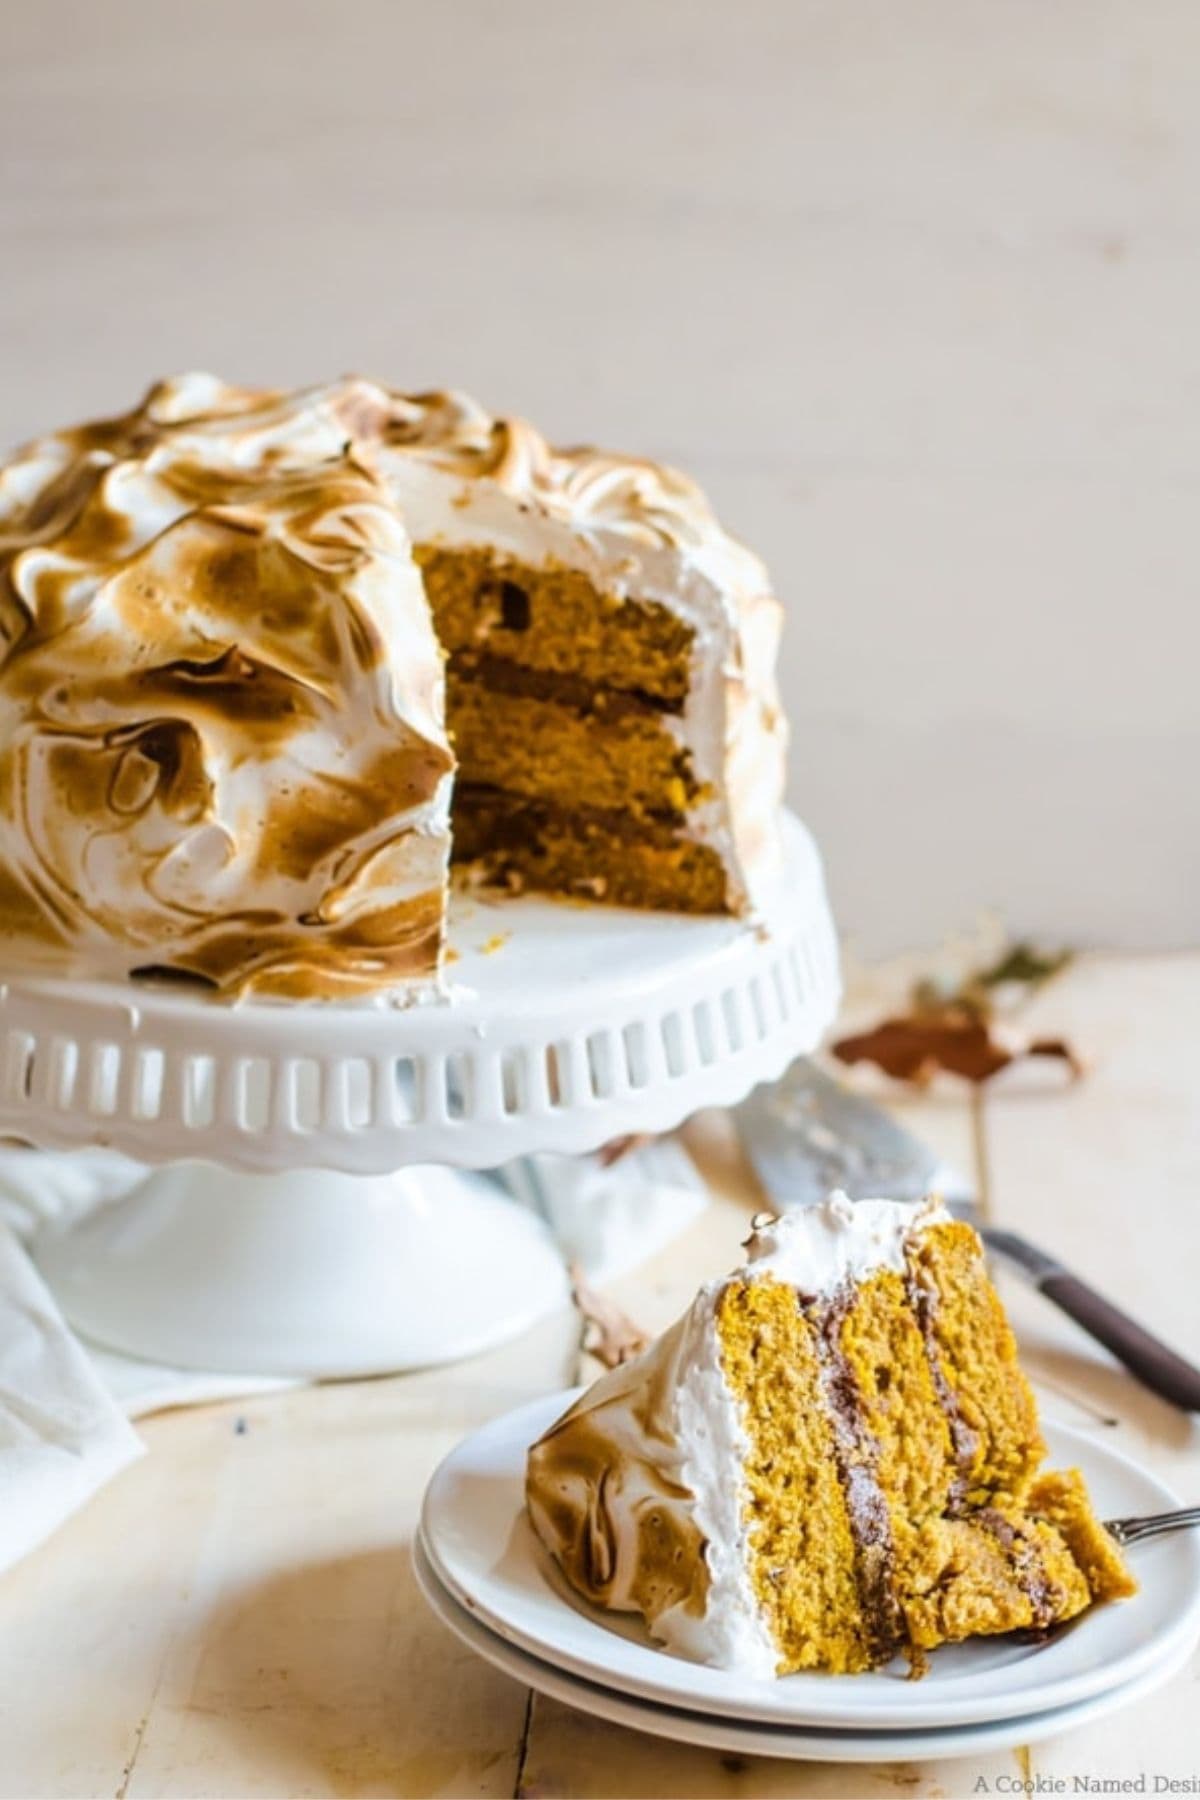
(1105, 1506, 1200, 1547)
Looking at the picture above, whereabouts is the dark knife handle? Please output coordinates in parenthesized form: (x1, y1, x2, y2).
(1039, 1272, 1200, 1411)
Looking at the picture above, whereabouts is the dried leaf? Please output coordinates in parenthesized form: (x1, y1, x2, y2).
(836, 938, 1083, 1086)
(569, 1262, 650, 1369)
(831, 1007, 1084, 1087)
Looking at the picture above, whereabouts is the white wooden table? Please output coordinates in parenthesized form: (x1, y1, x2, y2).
(0, 954, 1196, 1799)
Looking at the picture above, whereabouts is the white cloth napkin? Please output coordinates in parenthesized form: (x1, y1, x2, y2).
(0, 1225, 142, 1572)
(496, 1137, 707, 1282)
(0, 1136, 706, 1576)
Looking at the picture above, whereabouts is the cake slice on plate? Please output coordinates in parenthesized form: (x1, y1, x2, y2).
(526, 1194, 1134, 1677)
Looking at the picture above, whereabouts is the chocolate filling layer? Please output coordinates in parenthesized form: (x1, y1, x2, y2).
(802, 1285, 907, 1665)
(903, 1255, 980, 1513)
(975, 1507, 1058, 1629)
(447, 649, 685, 720)
(451, 784, 690, 848)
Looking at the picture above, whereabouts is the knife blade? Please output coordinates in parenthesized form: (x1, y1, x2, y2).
(732, 1058, 1200, 1412)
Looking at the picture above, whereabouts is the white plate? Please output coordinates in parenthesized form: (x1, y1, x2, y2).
(414, 1537, 1198, 1764)
(420, 1388, 1200, 1732)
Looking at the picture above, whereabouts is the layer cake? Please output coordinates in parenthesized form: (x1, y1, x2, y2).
(0, 376, 787, 998)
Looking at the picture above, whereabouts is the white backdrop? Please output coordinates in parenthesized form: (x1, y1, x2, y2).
(3, 1, 1197, 953)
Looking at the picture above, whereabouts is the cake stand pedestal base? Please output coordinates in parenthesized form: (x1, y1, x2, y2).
(32, 1162, 570, 1377)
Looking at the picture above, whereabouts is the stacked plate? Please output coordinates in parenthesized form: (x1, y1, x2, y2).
(417, 1391, 1200, 1763)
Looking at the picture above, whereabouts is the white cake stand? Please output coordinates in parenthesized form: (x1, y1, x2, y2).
(0, 814, 839, 1374)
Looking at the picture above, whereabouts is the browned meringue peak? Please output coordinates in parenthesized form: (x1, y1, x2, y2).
(0, 425, 453, 1000)
(8, 373, 764, 572)
(0, 373, 386, 508)
(377, 386, 758, 560)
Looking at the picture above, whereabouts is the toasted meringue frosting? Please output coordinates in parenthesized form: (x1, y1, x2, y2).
(0, 374, 787, 998)
(0, 390, 452, 998)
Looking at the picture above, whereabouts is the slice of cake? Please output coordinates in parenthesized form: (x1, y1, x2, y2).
(526, 1195, 1134, 1676)
(0, 374, 788, 998)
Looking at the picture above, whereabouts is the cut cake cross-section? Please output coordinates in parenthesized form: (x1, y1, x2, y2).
(525, 1194, 1135, 1677)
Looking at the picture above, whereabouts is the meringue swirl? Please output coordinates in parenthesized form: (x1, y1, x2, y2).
(55, 372, 766, 568)
(378, 385, 759, 561)
(0, 405, 452, 998)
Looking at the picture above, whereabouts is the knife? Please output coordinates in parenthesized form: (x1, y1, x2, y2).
(732, 1058, 1200, 1412)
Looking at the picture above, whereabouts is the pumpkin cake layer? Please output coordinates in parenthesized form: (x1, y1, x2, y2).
(447, 667, 697, 816)
(417, 546, 697, 704)
(452, 787, 729, 913)
(526, 1196, 1135, 1678)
